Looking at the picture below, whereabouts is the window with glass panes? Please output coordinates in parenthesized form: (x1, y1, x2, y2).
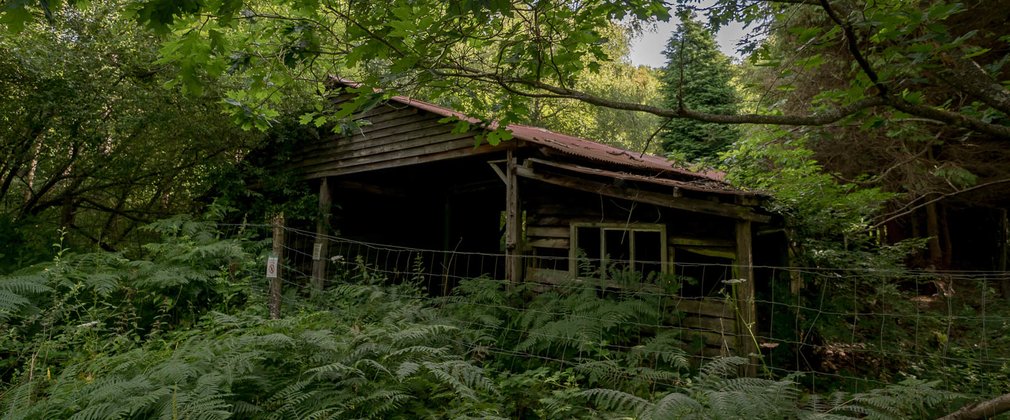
(570, 223, 667, 280)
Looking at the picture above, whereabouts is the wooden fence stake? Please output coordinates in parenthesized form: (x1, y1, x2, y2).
(269, 213, 285, 319)
(311, 178, 331, 293)
(735, 220, 758, 376)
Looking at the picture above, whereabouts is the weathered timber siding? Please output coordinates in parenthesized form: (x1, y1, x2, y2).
(287, 99, 499, 179)
(673, 298, 739, 357)
(522, 181, 736, 252)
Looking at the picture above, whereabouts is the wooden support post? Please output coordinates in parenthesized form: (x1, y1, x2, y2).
(505, 150, 522, 284)
(311, 178, 331, 293)
(269, 213, 285, 319)
(787, 231, 803, 296)
(735, 220, 757, 375)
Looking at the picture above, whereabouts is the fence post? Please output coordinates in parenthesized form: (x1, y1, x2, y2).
(312, 177, 331, 293)
(735, 220, 757, 376)
(269, 213, 285, 319)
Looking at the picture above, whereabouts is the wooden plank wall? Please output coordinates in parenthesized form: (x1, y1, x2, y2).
(673, 298, 739, 358)
(521, 182, 742, 357)
(522, 182, 737, 272)
(286, 98, 499, 179)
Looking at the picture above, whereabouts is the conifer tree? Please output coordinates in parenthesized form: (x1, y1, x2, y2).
(659, 13, 740, 162)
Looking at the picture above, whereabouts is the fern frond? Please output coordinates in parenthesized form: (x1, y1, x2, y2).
(0, 273, 51, 320)
(646, 391, 704, 420)
(697, 356, 749, 381)
(0, 290, 32, 321)
(583, 388, 652, 415)
(839, 379, 950, 420)
(417, 360, 494, 400)
(396, 361, 421, 379)
(255, 333, 296, 348)
(0, 379, 40, 419)
(574, 359, 625, 387)
(389, 324, 457, 344)
(306, 362, 364, 380)
(302, 407, 341, 420)
(387, 345, 449, 360)
(298, 329, 340, 353)
(173, 385, 233, 420)
(0, 273, 51, 294)
(347, 358, 389, 378)
(266, 381, 318, 420)
(636, 331, 691, 370)
(147, 359, 201, 385)
(343, 390, 413, 418)
(231, 400, 263, 416)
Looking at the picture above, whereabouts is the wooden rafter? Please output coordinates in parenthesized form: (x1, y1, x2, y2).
(514, 165, 771, 223)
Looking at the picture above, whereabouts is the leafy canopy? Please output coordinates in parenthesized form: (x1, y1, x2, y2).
(3, 0, 1008, 143)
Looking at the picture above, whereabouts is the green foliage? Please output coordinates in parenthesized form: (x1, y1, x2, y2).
(0, 1, 263, 261)
(723, 127, 900, 267)
(204, 116, 321, 224)
(0, 216, 253, 386)
(3, 0, 675, 142)
(0, 221, 962, 418)
(433, 24, 666, 153)
(586, 357, 952, 419)
(660, 13, 741, 162)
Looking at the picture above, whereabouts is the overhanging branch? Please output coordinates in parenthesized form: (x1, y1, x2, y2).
(478, 72, 888, 126)
(431, 67, 1010, 138)
(873, 178, 1010, 228)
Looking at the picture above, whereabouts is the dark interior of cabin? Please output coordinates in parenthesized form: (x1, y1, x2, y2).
(325, 155, 508, 288)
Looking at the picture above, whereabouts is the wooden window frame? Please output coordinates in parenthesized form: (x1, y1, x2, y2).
(569, 222, 669, 278)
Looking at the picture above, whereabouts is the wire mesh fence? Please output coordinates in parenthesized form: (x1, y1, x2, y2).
(224, 223, 1010, 398)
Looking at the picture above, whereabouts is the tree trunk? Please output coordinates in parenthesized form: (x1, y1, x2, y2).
(937, 392, 1010, 420)
(939, 204, 952, 268)
(23, 137, 44, 204)
(926, 202, 943, 268)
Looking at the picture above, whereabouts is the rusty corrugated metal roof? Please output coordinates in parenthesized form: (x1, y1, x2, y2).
(506, 124, 725, 181)
(330, 77, 748, 195)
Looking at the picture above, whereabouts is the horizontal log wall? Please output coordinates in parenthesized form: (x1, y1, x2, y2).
(672, 298, 739, 356)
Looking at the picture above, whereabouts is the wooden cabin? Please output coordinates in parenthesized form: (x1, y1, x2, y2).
(284, 79, 781, 359)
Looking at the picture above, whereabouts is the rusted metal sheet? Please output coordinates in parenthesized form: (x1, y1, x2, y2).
(327, 78, 759, 197)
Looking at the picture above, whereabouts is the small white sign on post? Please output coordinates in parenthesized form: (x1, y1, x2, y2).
(266, 256, 279, 278)
(312, 242, 323, 261)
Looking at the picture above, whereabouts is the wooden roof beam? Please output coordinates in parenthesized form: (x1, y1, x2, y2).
(514, 165, 772, 223)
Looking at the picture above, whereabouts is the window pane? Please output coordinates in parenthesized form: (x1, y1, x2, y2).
(575, 226, 601, 276)
(634, 230, 663, 279)
(604, 229, 632, 266)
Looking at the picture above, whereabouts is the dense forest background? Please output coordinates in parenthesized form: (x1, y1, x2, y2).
(2, 0, 1009, 418)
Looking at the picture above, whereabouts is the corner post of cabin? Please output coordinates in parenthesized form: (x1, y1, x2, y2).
(505, 149, 522, 284)
(311, 177, 332, 293)
(735, 219, 757, 375)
